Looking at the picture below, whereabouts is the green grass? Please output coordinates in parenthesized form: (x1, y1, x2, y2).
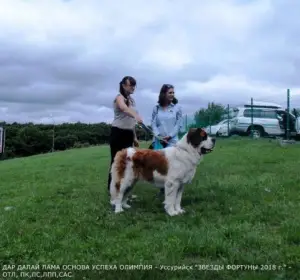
(1, 139, 300, 280)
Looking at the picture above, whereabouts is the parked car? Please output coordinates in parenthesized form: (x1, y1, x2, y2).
(216, 120, 232, 137)
(204, 119, 229, 135)
(230, 101, 300, 138)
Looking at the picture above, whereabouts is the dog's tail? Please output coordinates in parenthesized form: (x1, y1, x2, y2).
(110, 148, 135, 202)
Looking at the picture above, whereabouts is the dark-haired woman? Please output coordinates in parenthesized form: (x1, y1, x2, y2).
(107, 76, 143, 193)
(151, 84, 183, 148)
(151, 84, 183, 197)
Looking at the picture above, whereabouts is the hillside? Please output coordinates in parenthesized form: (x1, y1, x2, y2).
(0, 139, 299, 279)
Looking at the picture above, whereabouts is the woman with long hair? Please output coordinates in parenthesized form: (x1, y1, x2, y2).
(151, 84, 183, 196)
(151, 84, 183, 148)
(107, 76, 143, 193)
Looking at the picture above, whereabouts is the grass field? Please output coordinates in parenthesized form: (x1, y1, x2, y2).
(1, 138, 300, 280)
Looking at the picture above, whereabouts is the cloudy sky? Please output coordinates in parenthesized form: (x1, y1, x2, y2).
(0, 0, 300, 125)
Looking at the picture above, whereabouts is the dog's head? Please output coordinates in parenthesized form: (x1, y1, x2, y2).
(186, 128, 216, 155)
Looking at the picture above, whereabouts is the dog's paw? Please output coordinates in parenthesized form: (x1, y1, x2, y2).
(167, 210, 178, 216)
(165, 206, 178, 216)
(176, 208, 185, 214)
(122, 203, 131, 209)
(114, 207, 124, 213)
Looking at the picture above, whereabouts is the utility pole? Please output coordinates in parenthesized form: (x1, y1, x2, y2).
(286, 89, 290, 140)
(49, 114, 55, 152)
(0, 122, 5, 160)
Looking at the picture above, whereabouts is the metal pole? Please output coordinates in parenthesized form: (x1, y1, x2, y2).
(2, 127, 5, 160)
(286, 89, 290, 140)
(0, 123, 5, 160)
(251, 97, 254, 138)
(49, 114, 55, 152)
(185, 114, 187, 131)
(227, 104, 230, 137)
(52, 125, 55, 152)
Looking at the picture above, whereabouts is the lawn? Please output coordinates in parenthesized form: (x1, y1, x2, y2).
(0, 138, 300, 280)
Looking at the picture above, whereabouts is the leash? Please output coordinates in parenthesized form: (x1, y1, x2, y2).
(139, 123, 164, 141)
(139, 123, 174, 150)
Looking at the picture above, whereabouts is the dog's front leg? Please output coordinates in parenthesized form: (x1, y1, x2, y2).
(174, 184, 185, 214)
(164, 180, 180, 216)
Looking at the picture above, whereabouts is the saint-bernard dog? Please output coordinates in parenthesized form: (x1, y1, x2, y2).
(109, 127, 216, 216)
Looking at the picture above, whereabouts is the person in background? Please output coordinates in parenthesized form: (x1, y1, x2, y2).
(107, 76, 143, 195)
(151, 83, 183, 196)
(151, 84, 183, 148)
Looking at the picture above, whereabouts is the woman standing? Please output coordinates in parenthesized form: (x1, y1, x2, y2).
(151, 84, 183, 148)
(107, 76, 143, 192)
(151, 84, 183, 196)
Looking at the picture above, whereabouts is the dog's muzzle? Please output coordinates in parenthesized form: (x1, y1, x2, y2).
(200, 138, 216, 155)
(200, 147, 214, 154)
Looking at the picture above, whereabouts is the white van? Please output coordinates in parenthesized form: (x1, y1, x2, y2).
(229, 101, 300, 138)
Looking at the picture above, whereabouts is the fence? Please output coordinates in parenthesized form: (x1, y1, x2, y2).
(180, 88, 299, 141)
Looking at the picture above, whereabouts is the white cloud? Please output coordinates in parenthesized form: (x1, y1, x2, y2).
(182, 75, 300, 106)
(0, 0, 300, 124)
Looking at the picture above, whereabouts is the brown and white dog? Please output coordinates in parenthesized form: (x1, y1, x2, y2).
(109, 127, 216, 216)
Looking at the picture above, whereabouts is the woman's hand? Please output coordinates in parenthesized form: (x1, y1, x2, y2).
(135, 115, 143, 124)
(162, 136, 171, 143)
(133, 138, 139, 147)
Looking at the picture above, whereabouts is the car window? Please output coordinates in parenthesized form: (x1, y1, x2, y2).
(243, 109, 262, 118)
(243, 109, 277, 119)
(262, 111, 277, 119)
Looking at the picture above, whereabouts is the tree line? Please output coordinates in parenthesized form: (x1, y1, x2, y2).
(0, 103, 225, 160)
(0, 122, 153, 159)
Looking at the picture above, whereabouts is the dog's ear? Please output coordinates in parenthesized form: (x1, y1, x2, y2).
(187, 128, 207, 148)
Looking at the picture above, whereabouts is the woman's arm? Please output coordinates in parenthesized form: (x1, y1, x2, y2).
(115, 95, 142, 123)
(170, 105, 183, 138)
(133, 128, 139, 146)
(151, 105, 160, 137)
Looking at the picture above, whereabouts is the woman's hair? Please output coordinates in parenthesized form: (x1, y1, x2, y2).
(158, 84, 178, 106)
(119, 76, 136, 106)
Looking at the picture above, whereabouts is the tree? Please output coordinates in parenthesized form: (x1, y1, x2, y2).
(193, 102, 226, 128)
(16, 125, 51, 156)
